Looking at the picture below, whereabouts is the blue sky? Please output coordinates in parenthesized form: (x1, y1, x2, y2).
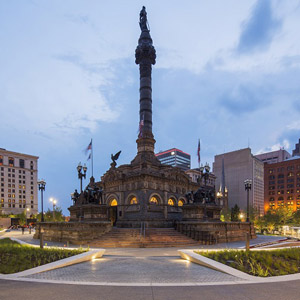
(1, 0, 300, 214)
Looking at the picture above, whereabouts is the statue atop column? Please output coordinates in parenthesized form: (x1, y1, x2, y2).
(139, 6, 149, 32)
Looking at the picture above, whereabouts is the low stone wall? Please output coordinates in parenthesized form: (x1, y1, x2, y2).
(34, 221, 112, 245)
(177, 221, 256, 244)
(0, 218, 11, 229)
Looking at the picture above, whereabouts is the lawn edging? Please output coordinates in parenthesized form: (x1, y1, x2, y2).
(0, 237, 105, 278)
(178, 249, 300, 283)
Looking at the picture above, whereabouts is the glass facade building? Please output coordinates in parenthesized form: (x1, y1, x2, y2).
(155, 148, 191, 171)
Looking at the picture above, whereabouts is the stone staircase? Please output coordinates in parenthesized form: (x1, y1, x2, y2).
(89, 227, 200, 248)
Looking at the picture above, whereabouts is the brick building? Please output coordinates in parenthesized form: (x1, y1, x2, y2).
(264, 156, 300, 212)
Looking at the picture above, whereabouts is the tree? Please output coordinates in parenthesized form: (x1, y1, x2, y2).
(292, 210, 300, 225)
(37, 206, 65, 222)
(17, 210, 27, 226)
(220, 207, 231, 222)
(276, 205, 294, 225)
(231, 204, 241, 222)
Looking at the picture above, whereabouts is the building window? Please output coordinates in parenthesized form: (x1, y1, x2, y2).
(129, 196, 138, 205)
(8, 157, 14, 167)
(178, 199, 185, 206)
(19, 159, 25, 168)
(110, 199, 118, 206)
(149, 196, 159, 205)
(288, 172, 294, 177)
(0, 155, 2, 166)
(168, 198, 175, 206)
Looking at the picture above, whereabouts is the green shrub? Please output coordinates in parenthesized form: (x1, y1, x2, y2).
(196, 248, 300, 277)
(0, 238, 85, 274)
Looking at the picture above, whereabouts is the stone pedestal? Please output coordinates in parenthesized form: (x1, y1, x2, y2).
(34, 221, 112, 244)
(69, 204, 108, 222)
(182, 204, 221, 221)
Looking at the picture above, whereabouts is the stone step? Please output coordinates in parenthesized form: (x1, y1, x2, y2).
(89, 227, 200, 248)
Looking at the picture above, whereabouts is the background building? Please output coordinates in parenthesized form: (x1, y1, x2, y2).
(0, 148, 38, 215)
(185, 168, 216, 188)
(155, 148, 191, 171)
(264, 156, 300, 212)
(292, 139, 300, 157)
(213, 148, 264, 214)
(255, 149, 291, 164)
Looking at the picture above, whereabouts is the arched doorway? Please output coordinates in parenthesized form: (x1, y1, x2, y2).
(109, 198, 118, 226)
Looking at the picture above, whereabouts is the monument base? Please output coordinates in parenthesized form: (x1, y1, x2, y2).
(69, 204, 108, 222)
(34, 221, 112, 245)
(177, 221, 256, 244)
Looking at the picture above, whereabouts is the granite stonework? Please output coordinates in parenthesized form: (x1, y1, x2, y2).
(36, 8, 256, 246)
(177, 222, 256, 244)
(34, 221, 111, 244)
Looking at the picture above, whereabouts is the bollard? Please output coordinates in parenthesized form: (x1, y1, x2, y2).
(245, 232, 250, 251)
(40, 232, 44, 249)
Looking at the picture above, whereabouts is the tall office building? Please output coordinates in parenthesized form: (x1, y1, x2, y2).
(213, 148, 264, 214)
(155, 148, 191, 171)
(0, 148, 39, 215)
(255, 149, 291, 164)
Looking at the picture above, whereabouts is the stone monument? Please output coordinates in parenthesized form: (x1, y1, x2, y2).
(35, 7, 255, 245)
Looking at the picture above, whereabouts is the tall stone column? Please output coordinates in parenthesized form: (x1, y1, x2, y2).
(135, 6, 156, 155)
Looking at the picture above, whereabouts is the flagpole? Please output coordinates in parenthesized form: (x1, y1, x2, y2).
(91, 138, 94, 177)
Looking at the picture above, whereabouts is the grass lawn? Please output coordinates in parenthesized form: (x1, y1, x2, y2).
(0, 238, 86, 274)
(196, 248, 300, 277)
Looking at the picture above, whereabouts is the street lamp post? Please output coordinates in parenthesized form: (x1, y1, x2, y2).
(244, 179, 252, 223)
(199, 163, 211, 220)
(37, 179, 46, 222)
(49, 197, 57, 221)
(77, 162, 87, 193)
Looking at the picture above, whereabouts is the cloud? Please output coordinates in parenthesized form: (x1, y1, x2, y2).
(256, 139, 290, 154)
(237, 0, 282, 54)
(218, 84, 265, 114)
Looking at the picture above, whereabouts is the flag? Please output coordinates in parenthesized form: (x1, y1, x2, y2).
(87, 153, 92, 161)
(85, 140, 92, 155)
(138, 113, 144, 138)
(197, 139, 201, 164)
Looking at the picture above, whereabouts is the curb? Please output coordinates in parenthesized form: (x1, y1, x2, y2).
(0, 237, 105, 278)
(178, 249, 300, 283)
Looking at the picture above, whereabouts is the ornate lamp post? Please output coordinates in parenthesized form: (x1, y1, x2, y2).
(77, 162, 87, 193)
(244, 179, 252, 223)
(37, 179, 46, 222)
(199, 163, 211, 186)
(49, 197, 57, 220)
(198, 163, 211, 220)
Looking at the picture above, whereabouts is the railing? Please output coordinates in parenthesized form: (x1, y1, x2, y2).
(176, 223, 218, 245)
(140, 222, 146, 240)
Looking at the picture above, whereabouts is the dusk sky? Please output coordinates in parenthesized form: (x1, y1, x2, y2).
(1, 0, 300, 214)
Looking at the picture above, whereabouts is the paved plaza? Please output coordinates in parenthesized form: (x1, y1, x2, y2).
(25, 256, 242, 284)
(1, 230, 300, 299)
